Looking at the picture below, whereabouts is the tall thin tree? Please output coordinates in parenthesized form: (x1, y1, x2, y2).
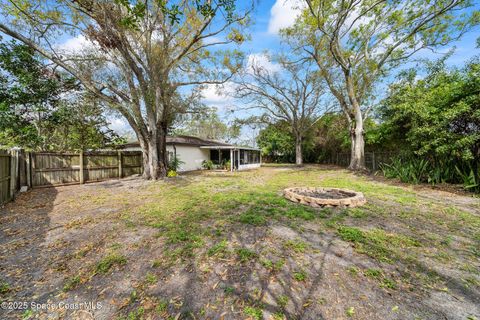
(235, 57, 327, 165)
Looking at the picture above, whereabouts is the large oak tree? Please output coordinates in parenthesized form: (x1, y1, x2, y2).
(284, 0, 479, 170)
(0, 0, 251, 178)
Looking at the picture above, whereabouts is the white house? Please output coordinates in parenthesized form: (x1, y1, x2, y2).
(119, 135, 261, 172)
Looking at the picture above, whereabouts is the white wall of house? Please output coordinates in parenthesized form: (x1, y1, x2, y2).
(168, 145, 210, 172)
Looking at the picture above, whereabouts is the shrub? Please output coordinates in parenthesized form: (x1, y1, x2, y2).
(168, 156, 184, 172)
(380, 156, 480, 192)
(224, 160, 231, 170)
(202, 160, 214, 170)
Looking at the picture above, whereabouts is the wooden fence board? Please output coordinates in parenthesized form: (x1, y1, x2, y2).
(0, 150, 11, 205)
(30, 151, 142, 187)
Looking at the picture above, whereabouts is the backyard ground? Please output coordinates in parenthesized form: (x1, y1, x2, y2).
(0, 165, 479, 320)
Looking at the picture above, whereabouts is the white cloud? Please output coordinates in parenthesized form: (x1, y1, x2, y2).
(268, 0, 304, 34)
(108, 117, 133, 135)
(57, 35, 94, 52)
(200, 82, 236, 109)
(246, 53, 281, 74)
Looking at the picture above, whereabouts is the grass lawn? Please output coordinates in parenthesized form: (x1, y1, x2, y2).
(1, 165, 479, 320)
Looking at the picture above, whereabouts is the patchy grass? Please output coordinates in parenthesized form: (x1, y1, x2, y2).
(293, 269, 308, 282)
(239, 211, 267, 226)
(63, 275, 81, 292)
(261, 258, 285, 273)
(3, 165, 480, 319)
(283, 239, 309, 254)
(0, 280, 10, 295)
(236, 248, 258, 263)
(243, 306, 263, 320)
(95, 253, 127, 274)
(337, 226, 420, 263)
(207, 239, 230, 257)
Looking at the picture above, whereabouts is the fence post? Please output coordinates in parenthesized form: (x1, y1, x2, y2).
(79, 151, 84, 184)
(9, 150, 16, 200)
(118, 151, 123, 179)
(372, 151, 376, 172)
(26, 152, 31, 188)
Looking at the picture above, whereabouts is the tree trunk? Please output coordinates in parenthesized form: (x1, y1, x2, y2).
(348, 111, 366, 171)
(139, 138, 151, 179)
(295, 135, 303, 166)
(138, 130, 168, 180)
(344, 70, 367, 171)
(157, 123, 168, 177)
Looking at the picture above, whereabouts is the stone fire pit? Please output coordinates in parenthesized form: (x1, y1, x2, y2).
(284, 187, 366, 208)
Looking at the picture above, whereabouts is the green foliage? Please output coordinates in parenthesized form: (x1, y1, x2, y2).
(0, 39, 123, 151)
(378, 56, 480, 192)
(283, 0, 479, 169)
(168, 156, 184, 172)
(261, 258, 284, 272)
(257, 115, 380, 163)
(202, 160, 214, 170)
(174, 107, 240, 143)
(224, 160, 231, 170)
(455, 166, 479, 191)
(257, 121, 296, 163)
(380, 158, 429, 184)
(364, 269, 382, 279)
(113, 0, 237, 29)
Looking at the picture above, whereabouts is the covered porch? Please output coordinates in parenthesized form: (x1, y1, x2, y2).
(200, 146, 261, 171)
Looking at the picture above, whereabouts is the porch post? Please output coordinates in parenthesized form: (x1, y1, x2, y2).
(230, 149, 233, 172)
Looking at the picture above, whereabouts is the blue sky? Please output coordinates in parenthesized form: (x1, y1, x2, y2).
(102, 0, 480, 139)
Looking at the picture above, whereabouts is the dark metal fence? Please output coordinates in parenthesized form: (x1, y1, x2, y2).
(332, 152, 397, 171)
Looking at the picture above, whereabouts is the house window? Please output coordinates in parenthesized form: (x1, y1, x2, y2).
(239, 150, 260, 165)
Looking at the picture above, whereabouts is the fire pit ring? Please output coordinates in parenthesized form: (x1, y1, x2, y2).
(284, 187, 366, 208)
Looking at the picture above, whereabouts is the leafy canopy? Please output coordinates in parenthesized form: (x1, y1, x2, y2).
(0, 39, 122, 151)
(378, 55, 480, 161)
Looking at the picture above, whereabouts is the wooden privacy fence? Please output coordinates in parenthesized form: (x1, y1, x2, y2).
(31, 151, 142, 187)
(334, 152, 396, 171)
(0, 150, 143, 206)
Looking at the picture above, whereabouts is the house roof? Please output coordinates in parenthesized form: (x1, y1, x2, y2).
(118, 135, 233, 149)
